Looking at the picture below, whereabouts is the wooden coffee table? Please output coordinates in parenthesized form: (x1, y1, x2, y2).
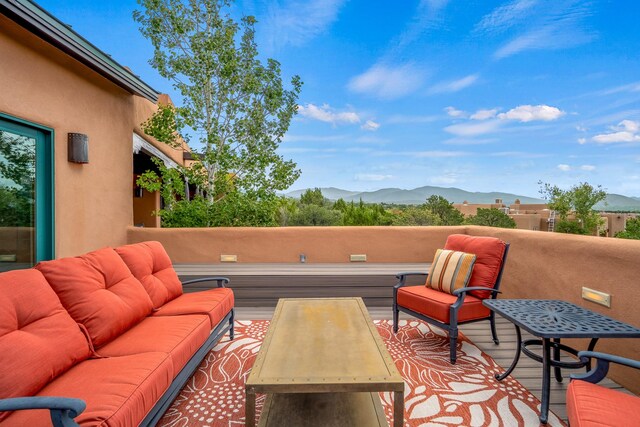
(245, 297, 404, 427)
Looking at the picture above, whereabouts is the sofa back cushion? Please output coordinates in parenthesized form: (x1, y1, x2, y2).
(115, 241, 183, 308)
(0, 269, 91, 415)
(36, 248, 153, 347)
(444, 234, 507, 299)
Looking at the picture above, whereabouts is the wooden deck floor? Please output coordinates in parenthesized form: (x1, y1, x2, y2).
(235, 306, 632, 423)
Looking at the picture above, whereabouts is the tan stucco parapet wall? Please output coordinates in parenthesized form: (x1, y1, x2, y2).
(127, 225, 640, 393)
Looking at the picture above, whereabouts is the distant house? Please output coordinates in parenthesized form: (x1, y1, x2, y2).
(0, 0, 186, 271)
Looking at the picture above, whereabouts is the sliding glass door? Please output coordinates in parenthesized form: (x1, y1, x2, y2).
(0, 115, 53, 271)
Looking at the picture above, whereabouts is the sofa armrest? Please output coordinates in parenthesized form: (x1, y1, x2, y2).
(181, 277, 230, 288)
(571, 351, 640, 384)
(0, 397, 85, 427)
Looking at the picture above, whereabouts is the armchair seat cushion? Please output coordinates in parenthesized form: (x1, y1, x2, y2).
(397, 285, 490, 323)
(97, 315, 211, 375)
(153, 288, 235, 328)
(1, 352, 173, 427)
(567, 379, 640, 427)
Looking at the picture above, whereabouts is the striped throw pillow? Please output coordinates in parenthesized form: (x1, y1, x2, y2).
(426, 249, 477, 295)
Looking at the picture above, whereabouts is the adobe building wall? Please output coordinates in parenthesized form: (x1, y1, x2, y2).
(133, 95, 189, 165)
(0, 15, 135, 257)
(128, 225, 640, 392)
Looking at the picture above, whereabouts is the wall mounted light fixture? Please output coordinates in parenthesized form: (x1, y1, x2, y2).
(68, 133, 89, 163)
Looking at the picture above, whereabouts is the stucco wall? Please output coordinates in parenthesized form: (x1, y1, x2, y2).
(128, 225, 640, 392)
(127, 226, 463, 263)
(0, 16, 136, 257)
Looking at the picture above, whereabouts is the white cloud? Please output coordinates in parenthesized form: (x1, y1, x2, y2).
(578, 137, 587, 144)
(598, 81, 640, 96)
(430, 174, 459, 185)
(444, 120, 502, 136)
(355, 136, 389, 144)
(354, 173, 393, 181)
(264, 0, 346, 49)
(592, 120, 640, 144)
(481, 0, 594, 59)
(497, 105, 565, 122)
(444, 106, 466, 118)
(361, 120, 380, 131)
(429, 74, 478, 94)
(394, 0, 450, 49)
(470, 108, 499, 120)
(283, 134, 347, 142)
(557, 164, 571, 171)
(576, 125, 587, 132)
(387, 114, 440, 124)
(475, 0, 538, 34)
(580, 165, 596, 171)
(347, 63, 426, 99)
(297, 103, 360, 125)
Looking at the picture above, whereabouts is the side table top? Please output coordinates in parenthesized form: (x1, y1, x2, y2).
(483, 299, 640, 339)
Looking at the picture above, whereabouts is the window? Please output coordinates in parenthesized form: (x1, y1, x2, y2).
(0, 114, 54, 271)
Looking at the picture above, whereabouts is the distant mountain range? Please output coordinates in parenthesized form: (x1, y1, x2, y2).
(285, 186, 640, 211)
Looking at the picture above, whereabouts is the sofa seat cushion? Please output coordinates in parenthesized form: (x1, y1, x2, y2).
(36, 247, 153, 347)
(444, 234, 507, 299)
(98, 315, 210, 375)
(153, 288, 234, 328)
(115, 241, 183, 308)
(1, 352, 173, 427)
(397, 285, 490, 323)
(567, 380, 640, 427)
(0, 269, 91, 419)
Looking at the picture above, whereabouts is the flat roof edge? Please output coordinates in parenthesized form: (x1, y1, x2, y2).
(0, 0, 159, 102)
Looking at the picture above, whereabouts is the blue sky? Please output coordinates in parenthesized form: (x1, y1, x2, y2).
(39, 0, 640, 197)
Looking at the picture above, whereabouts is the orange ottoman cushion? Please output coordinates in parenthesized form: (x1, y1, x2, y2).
(444, 234, 506, 298)
(397, 285, 490, 323)
(153, 287, 235, 328)
(567, 380, 640, 427)
(0, 269, 91, 420)
(1, 352, 173, 427)
(36, 247, 153, 347)
(115, 241, 183, 308)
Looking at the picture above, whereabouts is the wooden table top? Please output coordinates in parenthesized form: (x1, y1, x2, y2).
(246, 297, 403, 393)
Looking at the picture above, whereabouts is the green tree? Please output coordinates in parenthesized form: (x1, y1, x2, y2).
(539, 181, 606, 235)
(391, 206, 440, 226)
(341, 200, 393, 226)
(424, 195, 464, 225)
(299, 188, 328, 207)
(289, 205, 342, 226)
(134, 0, 302, 225)
(615, 217, 640, 240)
(466, 208, 516, 228)
(0, 131, 35, 227)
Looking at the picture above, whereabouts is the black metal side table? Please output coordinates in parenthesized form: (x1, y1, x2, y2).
(483, 299, 640, 424)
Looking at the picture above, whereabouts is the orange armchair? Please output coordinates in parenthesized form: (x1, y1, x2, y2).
(567, 351, 640, 427)
(393, 234, 509, 364)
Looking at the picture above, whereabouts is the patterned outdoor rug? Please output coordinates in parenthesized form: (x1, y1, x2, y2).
(159, 320, 564, 426)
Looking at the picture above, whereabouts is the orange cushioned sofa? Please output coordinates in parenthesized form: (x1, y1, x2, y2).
(0, 241, 234, 427)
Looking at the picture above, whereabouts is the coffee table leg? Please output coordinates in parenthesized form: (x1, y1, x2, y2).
(540, 338, 551, 424)
(394, 390, 404, 427)
(553, 338, 563, 382)
(245, 388, 255, 427)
